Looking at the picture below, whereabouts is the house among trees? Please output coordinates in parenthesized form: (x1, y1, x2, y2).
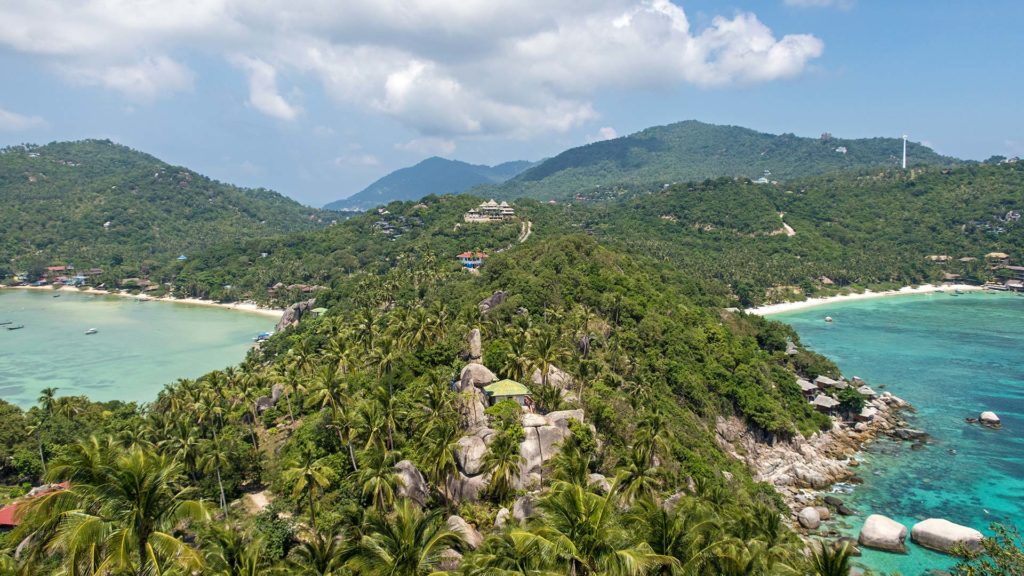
(483, 379, 531, 406)
(464, 200, 515, 222)
(796, 378, 819, 400)
(811, 394, 840, 414)
(814, 375, 847, 390)
(457, 251, 488, 269)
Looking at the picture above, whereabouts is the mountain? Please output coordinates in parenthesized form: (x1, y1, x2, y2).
(324, 157, 533, 211)
(481, 120, 957, 201)
(0, 140, 324, 281)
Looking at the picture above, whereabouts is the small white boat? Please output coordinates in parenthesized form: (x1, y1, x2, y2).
(84, 328, 98, 335)
(824, 316, 833, 323)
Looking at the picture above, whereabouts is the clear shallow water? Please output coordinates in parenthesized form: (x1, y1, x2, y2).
(0, 289, 274, 408)
(774, 292, 1024, 575)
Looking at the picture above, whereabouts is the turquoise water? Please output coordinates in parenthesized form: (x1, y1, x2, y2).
(0, 289, 275, 408)
(773, 292, 1024, 575)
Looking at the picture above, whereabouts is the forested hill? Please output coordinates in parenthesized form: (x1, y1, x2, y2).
(0, 140, 324, 280)
(325, 157, 534, 211)
(480, 120, 956, 201)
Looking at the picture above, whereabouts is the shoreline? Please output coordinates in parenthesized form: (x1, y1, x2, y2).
(0, 284, 284, 319)
(746, 283, 986, 316)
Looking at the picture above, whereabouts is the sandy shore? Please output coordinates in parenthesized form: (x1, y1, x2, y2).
(746, 283, 986, 316)
(1, 285, 284, 319)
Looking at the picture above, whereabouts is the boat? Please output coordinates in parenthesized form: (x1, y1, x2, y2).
(824, 316, 833, 323)
(253, 331, 273, 342)
(6, 325, 25, 331)
(0, 321, 11, 326)
(52, 293, 61, 298)
(84, 328, 98, 335)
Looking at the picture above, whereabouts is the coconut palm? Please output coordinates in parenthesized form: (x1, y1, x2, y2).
(203, 522, 267, 576)
(420, 418, 460, 507)
(462, 528, 573, 576)
(350, 499, 463, 576)
(20, 437, 209, 576)
(806, 539, 854, 576)
(481, 428, 525, 504)
(529, 329, 568, 390)
(283, 451, 335, 530)
(288, 529, 351, 576)
(357, 445, 400, 512)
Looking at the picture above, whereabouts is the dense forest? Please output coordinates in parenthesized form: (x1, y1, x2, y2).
(476, 121, 956, 202)
(0, 141, 325, 285)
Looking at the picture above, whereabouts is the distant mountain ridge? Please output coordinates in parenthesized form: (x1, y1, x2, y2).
(479, 120, 958, 201)
(324, 157, 534, 211)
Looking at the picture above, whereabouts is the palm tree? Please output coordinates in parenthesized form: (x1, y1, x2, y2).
(203, 522, 267, 576)
(420, 418, 460, 507)
(350, 499, 463, 576)
(806, 540, 854, 576)
(37, 386, 58, 416)
(289, 530, 351, 576)
(463, 528, 572, 576)
(20, 437, 209, 576)
(532, 480, 673, 576)
(529, 328, 568, 390)
(200, 431, 233, 516)
(481, 428, 525, 504)
(357, 446, 400, 512)
(283, 451, 335, 531)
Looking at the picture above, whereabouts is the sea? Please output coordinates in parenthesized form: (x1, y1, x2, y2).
(772, 291, 1024, 575)
(0, 289, 275, 409)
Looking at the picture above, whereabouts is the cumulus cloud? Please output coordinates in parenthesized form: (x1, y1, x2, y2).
(589, 127, 619, 142)
(233, 56, 301, 120)
(0, 106, 46, 131)
(0, 1, 824, 134)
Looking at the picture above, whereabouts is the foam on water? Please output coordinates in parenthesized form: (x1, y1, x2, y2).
(774, 292, 1024, 575)
(0, 289, 274, 408)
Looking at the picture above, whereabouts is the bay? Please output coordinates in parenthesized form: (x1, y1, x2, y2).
(773, 292, 1024, 575)
(0, 289, 275, 408)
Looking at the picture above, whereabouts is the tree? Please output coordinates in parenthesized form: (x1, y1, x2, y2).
(288, 529, 351, 576)
(955, 523, 1024, 576)
(350, 499, 463, 576)
(807, 539, 854, 576)
(19, 437, 209, 576)
(283, 450, 335, 530)
(203, 522, 267, 576)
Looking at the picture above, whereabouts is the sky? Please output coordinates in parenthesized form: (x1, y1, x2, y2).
(0, 0, 1022, 207)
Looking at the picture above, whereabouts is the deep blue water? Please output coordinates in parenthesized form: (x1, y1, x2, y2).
(773, 292, 1024, 575)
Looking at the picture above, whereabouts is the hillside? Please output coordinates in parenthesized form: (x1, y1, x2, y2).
(325, 157, 533, 211)
(0, 140, 324, 282)
(481, 120, 956, 201)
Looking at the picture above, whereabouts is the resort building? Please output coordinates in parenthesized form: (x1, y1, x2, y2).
(464, 200, 515, 222)
(811, 394, 840, 414)
(796, 378, 819, 400)
(457, 251, 488, 269)
(483, 379, 531, 406)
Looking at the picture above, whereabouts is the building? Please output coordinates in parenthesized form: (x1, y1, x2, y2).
(811, 394, 840, 414)
(457, 251, 488, 269)
(464, 200, 515, 222)
(797, 378, 819, 400)
(814, 375, 848, 390)
(483, 379, 531, 406)
(0, 482, 69, 531)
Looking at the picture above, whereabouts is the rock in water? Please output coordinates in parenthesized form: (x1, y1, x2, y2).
(911, 518, 984, 554)
(447, 515, 483, 550)
(798, 507, 821, 530)
(858, 514, 908, 553)
(979, 411, 1001, 428)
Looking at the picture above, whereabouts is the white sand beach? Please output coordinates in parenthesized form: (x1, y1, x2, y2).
(2, 285, 284, 319)
(746, 283, 986, 316)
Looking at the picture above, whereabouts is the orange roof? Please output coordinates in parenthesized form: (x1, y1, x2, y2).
(457, 251, 488, 259)
(0, 482, 69, 527)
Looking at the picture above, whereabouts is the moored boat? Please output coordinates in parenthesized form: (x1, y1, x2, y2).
(84, 328, 98, 335)
(6, 325, 25, 331)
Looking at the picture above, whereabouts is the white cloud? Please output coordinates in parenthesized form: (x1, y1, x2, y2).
(395, 137, 457, 156)
(589, 126, 619, 142)
(333, 153, 380, 166)
(0, 106, 45, 131)
(60, 56, 194, 100)
(232, 56, 300, 120)
(0, 1, 825, 136)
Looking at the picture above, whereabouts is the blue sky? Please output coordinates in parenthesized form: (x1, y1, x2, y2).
(1, 0, 1021, 207)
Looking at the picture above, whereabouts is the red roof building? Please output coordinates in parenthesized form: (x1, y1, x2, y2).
(0, 482, 69, 529)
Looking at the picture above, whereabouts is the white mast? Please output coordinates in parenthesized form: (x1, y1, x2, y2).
(902, 134, 908, 169)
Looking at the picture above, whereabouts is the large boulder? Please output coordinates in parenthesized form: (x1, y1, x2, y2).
(588, 473, 612, 494)
(522, 413, 550, 428)
(512, 495, 535, 522)
(395, 460, 429, 508)
(798, 507, 821, 530)
(546, 409, 585, 431)
(478, 291, 507, 314)
(531, 365, 573, 390)
(460, 364, 497, 392)
(447, 515, 483, 550)
(858, 515, 908, 553)
(456, 436, 487, 476)
(979, 411, 1001, 428)
(911, 518, 984, 554)
(494, 507, 511, 529)
(467, 329, 482, 363)
(446, 472, 489, 503)
(438, 549, 462, 572)
(275, 298, 316, 332)
(271, 383, 285, 403)
(459, 388, 489, 430)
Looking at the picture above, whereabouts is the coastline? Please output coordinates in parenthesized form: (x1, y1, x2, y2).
(745, 283, 986, 316)
(0, 284, 284, 319)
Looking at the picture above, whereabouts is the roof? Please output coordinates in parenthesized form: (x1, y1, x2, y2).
(0, 503, 20, 527)
(1002, 265, 1024, 272)
(814, 375, 840, 386)
(483, 379, 531, 397)
(0, 482, 69, 527)
(797, 378, 818, 392)
(811, 394, 840, 409)
(857, 385, 877, 397)
(457, 251, 488, 259)
(985, 252, 1010, 259)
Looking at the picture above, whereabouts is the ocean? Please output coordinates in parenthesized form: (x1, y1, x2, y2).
(772, 291, 1024, 575)
(0, 289, 275, 409)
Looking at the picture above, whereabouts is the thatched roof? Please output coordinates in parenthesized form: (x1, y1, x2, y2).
(811, 394, 840, 409)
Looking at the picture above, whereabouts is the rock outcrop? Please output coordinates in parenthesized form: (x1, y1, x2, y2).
(446, 472, 489, 503)
(478, 291, 507, 314)
(467, 329, 482, 363)
(911, 518, 984, 554)
(447, 515, 483, 550)
(275, 298, 316, 332)
(858, 514, 908, 553)
(513, 495, 535, 522)
(459, 364, 497, 392)
(798, 507, 821, 530)
(588, 473, 612, 494)
(395, 460, 429, 507)
(531, 365, 573, 390)
(494, 507, 511, 528)
(456, 435, 487, 476)
(979, 411, 1001, 428)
